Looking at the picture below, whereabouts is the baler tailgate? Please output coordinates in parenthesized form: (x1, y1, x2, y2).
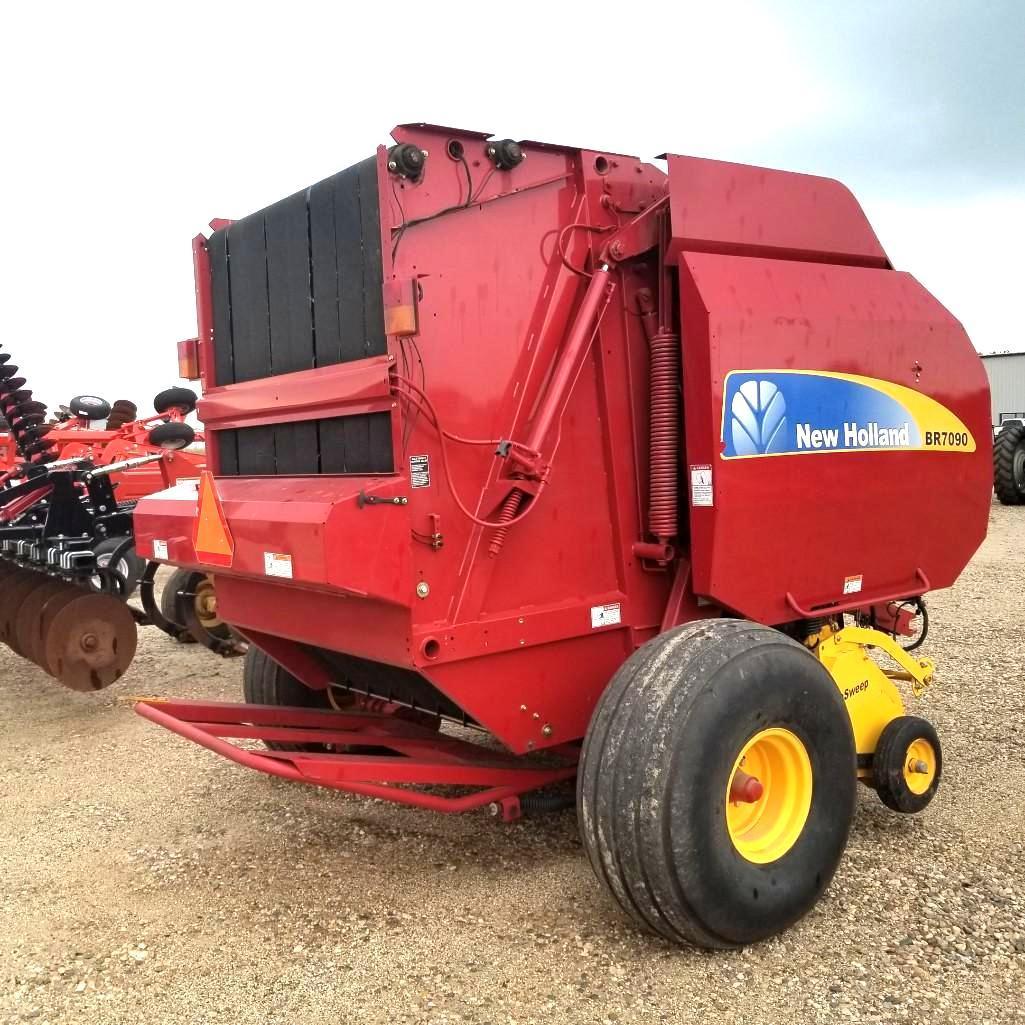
(135, 699, 576, 815)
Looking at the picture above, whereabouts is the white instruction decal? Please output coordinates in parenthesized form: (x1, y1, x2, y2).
(591, 603, 622, 629)
(410, 454, 431, 489)
(264, 552, 294, 579)
(843, 574, 863, 595)
(690, 464, 713, 507)
(152, 539, 168, 560)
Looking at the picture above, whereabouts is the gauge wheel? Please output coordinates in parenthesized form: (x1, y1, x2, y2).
(90, 538, 145, 597)
(871, 715, 942, 813)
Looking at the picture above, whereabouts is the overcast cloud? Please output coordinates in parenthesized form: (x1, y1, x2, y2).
(1, 1, 1022, 411)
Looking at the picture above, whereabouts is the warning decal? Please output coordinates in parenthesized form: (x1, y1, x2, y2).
(410, 454, 431, 489)
(591, 603, 622, 629)
(690, 465, 713, 507)
(264, 552, 294, 579)
(843, 574, 863, 595)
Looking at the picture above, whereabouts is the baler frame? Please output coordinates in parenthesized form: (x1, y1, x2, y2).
(136, 697, 577, 820)
(129, 123, 991, 947)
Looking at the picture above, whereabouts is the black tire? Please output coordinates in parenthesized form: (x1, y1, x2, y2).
(243, 646, 331, 752)
(69, 394, 111, 420)
(153, 387, 198, 415)
(578, 619, 857, 948)
(90, 538, 145, 597)
(148, 421, 195, 450)
(872, 716, 942, 814)
(993, 423, 1025, 505)
(159, 567, 194, 637)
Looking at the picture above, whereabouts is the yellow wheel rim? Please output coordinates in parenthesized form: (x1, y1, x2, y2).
(726, 728, 813, 864)
(902, 737, 937, 795)
(194, 575, 223, 630)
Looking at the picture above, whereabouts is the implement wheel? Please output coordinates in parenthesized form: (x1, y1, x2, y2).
(243, 647, 331, 752)
(578, 619, 857, 948)
(993, 422, 1025, 505)
(160, 568, 197, 643)
(161, 569, 234, 648)
(872, 716, 941, 814)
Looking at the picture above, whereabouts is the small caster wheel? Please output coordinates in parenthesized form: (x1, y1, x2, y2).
(153, 386, 198, 415)
(872, 716, 941, 813)
(148, 421, 196, 450)
(70, 394, 112, 420)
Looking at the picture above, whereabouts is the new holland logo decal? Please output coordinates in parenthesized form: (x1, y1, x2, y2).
(722, 370, 975, 459)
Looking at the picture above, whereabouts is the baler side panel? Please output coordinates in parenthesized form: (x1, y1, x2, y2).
(680, 252, 991, 623)
(666, 154, 889, 267)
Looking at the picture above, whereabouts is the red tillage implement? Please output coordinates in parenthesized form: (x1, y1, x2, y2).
(133, 125, 991, 947)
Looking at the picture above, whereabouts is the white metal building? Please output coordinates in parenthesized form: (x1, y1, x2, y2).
(980, 351, 1025, 428)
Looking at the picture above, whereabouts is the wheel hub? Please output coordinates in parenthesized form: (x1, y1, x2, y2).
(194, 577, 223, 629)
(726, 728, 813, 864)
(902, 738, 937, 794)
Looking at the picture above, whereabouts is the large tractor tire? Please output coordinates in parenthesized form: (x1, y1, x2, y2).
(994, 423, 1025, 505)
(578, 619, 857, 948)
(243, 647, 332, 752)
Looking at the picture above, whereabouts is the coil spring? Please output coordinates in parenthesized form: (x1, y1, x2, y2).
(0, 347, 58, 467)
(648, 330, 680, 542)
(487, 489, 523, 558)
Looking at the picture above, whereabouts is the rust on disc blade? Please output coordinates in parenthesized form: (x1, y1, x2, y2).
(0, 562, 28, 587)
(27, 586, 86, 669)
(6, 575, 63, 658)
(43, 592, 138, 692)
(0, 570, 50, 648)
(14, 578, 74, 665)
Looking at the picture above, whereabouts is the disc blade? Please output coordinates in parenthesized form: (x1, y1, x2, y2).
(6, 575, 63, 658)
(43, 592, 138, 691)
(14, 578, 74, 665)
(0, 571, 51, 648)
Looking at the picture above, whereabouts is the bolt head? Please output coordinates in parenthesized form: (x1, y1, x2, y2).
(542, 724, 553, 737)
(416, 581, 430, 599)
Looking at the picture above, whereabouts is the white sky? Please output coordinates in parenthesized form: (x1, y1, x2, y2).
(2, 1, 1022, 411)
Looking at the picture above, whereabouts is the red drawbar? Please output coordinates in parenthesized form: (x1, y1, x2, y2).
(134, 699, 577, 816)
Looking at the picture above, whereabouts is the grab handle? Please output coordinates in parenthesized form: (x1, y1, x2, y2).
(785, 568, 930, 620)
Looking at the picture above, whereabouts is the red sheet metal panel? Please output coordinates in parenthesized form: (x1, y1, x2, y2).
(666, 154, 889, 267)
(679, 252, 991, 624)
(133, 474, 412, 605)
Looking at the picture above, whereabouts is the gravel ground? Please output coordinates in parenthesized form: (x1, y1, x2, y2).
(2, 502, 1024, 1025)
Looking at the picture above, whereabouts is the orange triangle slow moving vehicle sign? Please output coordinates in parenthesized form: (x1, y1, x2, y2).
(192, 470, 234, 567)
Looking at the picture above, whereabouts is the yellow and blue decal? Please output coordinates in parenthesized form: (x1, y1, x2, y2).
(721, 370, 975, 459)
